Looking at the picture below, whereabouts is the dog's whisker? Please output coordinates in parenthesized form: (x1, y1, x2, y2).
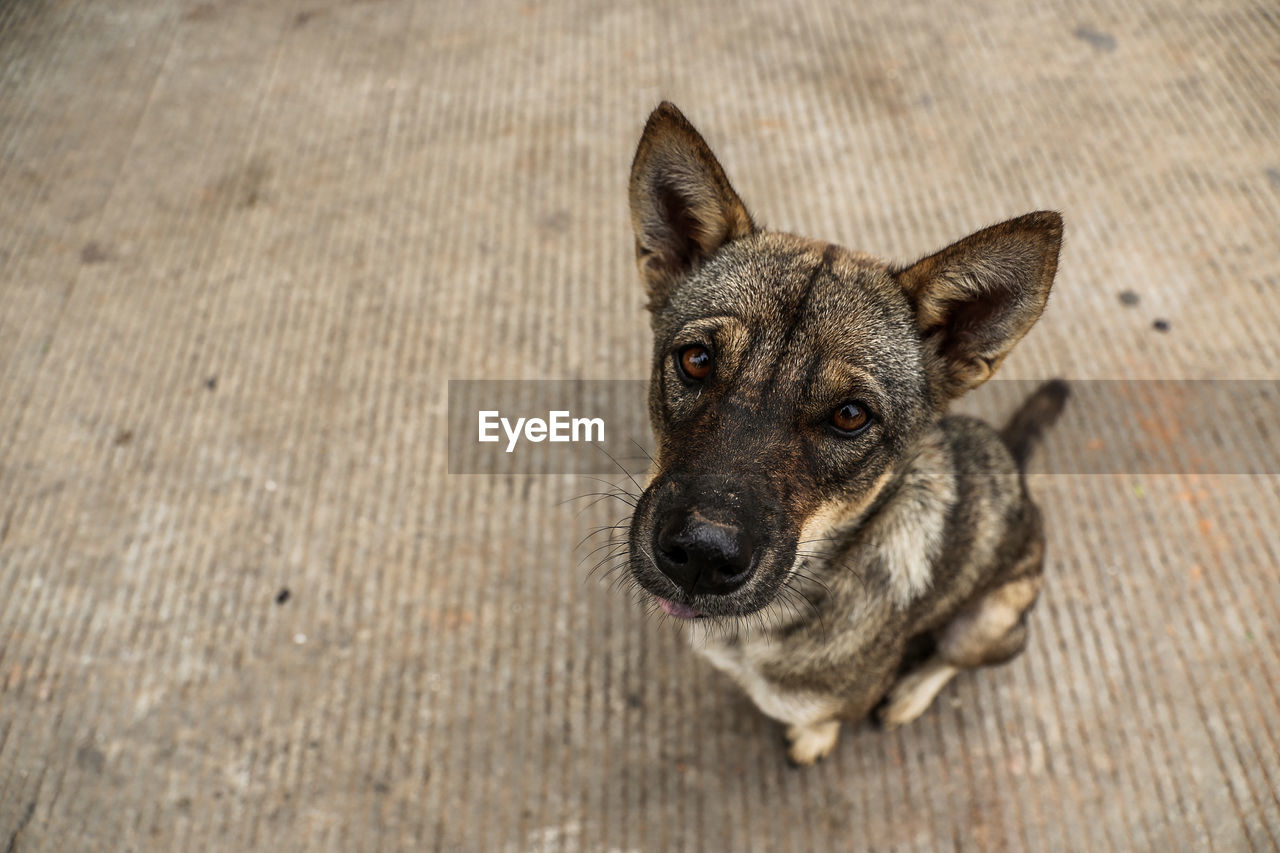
(771, 591, 798, 630)
(605, 565, 635, 590)
(784, 582, 826, 639)
(557, 490, 623, 507)
(783, 578, 824, 617)
(795, 537, 849, 549)
(777, 586, 808, 624)
(787, 576, 833, 603)
(573, 474, 642, 500)
(585, 559, 629, 588)
(788, 564, 833, 589)
(581, 488, 639, 505)
(560, 491, 639, 513)
(576, 521, 622, 546)
(827, 559, 870, 593)
(578, 538, 629, 566)
(587, 551, 631, 581)
(574, 517, 631, 551)
(628, 437, 656, 467)
(591, 442, 646, 497)
(575, 529, 623, 553)
(605, 568, 636, 594)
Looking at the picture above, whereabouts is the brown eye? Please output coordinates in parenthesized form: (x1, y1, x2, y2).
(831, 401, 870, 435)
(678, 345, 713, 381)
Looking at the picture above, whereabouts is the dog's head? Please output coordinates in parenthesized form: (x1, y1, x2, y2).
(625, 103, 1062, 620)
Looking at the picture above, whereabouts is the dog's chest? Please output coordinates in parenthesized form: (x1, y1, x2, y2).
(687, 628, 837, 726)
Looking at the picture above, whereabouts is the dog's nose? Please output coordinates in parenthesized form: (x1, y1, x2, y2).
(653, 511, 755, 596)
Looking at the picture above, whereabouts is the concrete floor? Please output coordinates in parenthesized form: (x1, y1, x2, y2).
(2, 0, 1279, 850)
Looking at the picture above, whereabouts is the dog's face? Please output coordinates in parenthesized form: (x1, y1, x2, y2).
(632, 236, 935, 618)
(625, 103, 1061, 620)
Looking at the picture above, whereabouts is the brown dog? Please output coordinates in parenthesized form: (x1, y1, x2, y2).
(623, 102, 1067, 764)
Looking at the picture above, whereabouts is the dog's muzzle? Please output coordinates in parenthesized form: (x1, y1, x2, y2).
(651, 505, 757, 596)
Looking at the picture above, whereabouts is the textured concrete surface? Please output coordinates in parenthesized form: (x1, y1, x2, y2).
(2, 1, 1279, 850)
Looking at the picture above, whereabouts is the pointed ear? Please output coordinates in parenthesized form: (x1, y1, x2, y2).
(629, 102, 755, 310)
(896, 211, 1063, 398)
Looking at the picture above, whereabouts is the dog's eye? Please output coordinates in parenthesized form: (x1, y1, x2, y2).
(677, 345, 713, 381)
(830, 401, 871, 435)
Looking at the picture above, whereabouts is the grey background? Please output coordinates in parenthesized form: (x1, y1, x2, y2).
(1, 1, 1278, 850)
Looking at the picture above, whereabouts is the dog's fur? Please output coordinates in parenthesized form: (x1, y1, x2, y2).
(623, 102, 1068, 765)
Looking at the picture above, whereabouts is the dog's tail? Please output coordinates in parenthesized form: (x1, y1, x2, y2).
(1001, 379, 1070, 468)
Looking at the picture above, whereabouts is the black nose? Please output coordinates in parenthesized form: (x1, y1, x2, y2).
(653, 510, 755, 596)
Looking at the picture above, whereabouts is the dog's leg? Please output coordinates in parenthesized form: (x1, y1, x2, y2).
(785, 719, 841, 766)
(694, 635, 846, 764)
(937, 541, 1043, 669)
(881, 536, 1044, 728)
(879, 659, 961, 729)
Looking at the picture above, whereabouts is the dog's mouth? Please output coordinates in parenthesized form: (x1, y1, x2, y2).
(654, 595, 704, 619)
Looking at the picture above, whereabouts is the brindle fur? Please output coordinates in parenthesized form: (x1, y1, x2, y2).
(625, 102, 1068, 764)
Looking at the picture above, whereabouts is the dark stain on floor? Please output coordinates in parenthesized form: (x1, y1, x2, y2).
(1074, 25, 1117, 52)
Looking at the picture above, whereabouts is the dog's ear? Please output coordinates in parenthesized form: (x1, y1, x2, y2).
(896, 211, 1063, 398)
(629, 102, 755, 310)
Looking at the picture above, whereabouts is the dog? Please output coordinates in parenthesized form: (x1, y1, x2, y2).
(623, 102, 1067, 765)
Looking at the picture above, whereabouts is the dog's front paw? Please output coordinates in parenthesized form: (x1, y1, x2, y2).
(879, 660, 959, 729)
(785, 720, 841, 766)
